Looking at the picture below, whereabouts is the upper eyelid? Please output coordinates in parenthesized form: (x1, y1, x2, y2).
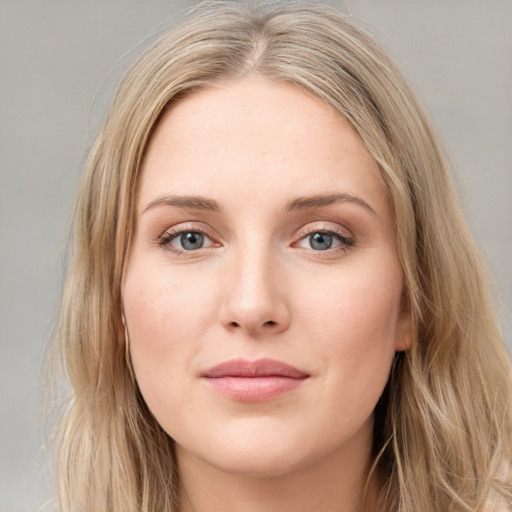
(294, 221, 353, 238)
(162, 222, 215, 236)
(156, 222, 218, 246)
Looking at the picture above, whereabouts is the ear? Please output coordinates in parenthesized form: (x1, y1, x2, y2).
(395, 291, 416, 352)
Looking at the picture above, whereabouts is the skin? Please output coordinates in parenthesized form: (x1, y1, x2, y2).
(122, 78, 412, 512)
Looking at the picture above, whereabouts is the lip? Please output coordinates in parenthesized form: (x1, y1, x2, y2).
(201, 358, 310, 402)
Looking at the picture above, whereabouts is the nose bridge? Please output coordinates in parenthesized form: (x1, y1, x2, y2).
(221, 234, 289, 334)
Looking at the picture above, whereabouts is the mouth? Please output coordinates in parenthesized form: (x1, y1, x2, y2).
(201, 358, 310, 402)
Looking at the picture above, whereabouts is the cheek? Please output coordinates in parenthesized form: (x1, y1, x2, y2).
(319, 253, 403, 346)
(299, 257, 402, 406)
(122, 264, 218, 410)
(124, 259, 218, 342)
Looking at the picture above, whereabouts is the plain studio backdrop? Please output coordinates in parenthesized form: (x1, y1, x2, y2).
(0, 1, 511, 511)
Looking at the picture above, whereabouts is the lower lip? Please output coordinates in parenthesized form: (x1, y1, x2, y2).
(203, 376, 307, 402)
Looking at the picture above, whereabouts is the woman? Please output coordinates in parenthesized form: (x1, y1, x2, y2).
(50, 1, 512, 511)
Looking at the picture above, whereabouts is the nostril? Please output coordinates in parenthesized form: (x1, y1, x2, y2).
(225, 319, 281, 331)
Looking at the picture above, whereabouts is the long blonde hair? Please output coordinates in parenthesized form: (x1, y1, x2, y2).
(50, 1, 512, 510)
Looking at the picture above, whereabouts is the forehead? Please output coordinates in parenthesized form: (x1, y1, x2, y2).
(137, 78, 389, 220)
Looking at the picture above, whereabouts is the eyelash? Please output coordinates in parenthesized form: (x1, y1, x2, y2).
(156, 224, 355, 256)
(293, 227, 355, 255)
(156, 224, 217, 256)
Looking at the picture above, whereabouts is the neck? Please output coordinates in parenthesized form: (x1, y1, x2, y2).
(177, 424, 380, 512)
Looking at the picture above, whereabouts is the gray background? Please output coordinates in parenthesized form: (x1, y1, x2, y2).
(1, 1, 511, 511)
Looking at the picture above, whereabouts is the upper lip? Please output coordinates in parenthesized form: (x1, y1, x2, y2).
(202, 358, 309, 378)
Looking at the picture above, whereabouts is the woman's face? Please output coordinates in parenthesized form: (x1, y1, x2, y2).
(123, 78, 412, 478)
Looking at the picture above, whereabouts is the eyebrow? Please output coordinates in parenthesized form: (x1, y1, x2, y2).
(284, 193, 376, 215)
(143, 194, 222, 214)
(142, 192, 375, 216)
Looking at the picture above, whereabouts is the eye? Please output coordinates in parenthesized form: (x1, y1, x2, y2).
(158, 229, 216, 252)
(307, 232, 337, 250)
(176, 232, 207, 250)
(295, 229, 354, 252)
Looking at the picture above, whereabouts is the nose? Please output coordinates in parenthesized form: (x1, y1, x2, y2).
(219, 247, 291, 336)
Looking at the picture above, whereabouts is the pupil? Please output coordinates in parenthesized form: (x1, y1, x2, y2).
(181, 232, 204, 250)
(310, 232, 332, 250)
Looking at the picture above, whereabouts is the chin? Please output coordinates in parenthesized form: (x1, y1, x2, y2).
(203, 443, 310, 478)
(178, 422, 340, 479)
(175, 417, 318, 478)
(172, 406, 375, 480)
